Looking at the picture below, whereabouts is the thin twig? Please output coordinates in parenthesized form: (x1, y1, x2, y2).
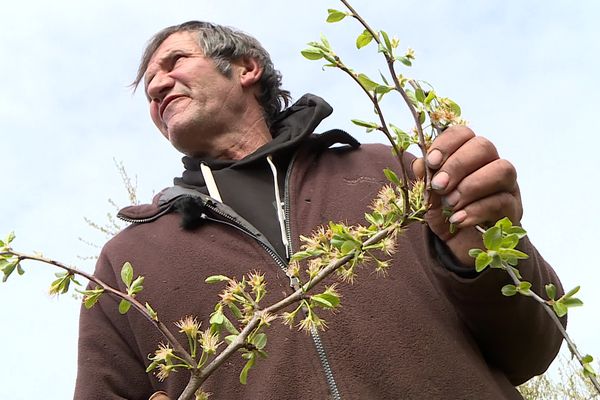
(472, 225, 600, 392)
(4, 250, 196, 369)
(173, 224, 398, 398)
(504, 263, 600, 392)
(340, 0, 432, 204)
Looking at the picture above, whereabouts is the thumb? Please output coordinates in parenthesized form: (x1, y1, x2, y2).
(412, 157, 426, 180)
(149, 391, 170, 400)
(411, 158, 452, 240)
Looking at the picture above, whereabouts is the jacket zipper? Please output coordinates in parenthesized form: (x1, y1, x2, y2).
(284, 153, 342, 400)
(117, 203, 174, 224)
(119, 153, 342, 398)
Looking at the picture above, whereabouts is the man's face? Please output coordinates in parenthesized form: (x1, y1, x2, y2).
(144, 31, 248, 157)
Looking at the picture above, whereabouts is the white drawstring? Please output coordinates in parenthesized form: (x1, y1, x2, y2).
(200, 163, 223, 202)
(267, 155, 290, 259)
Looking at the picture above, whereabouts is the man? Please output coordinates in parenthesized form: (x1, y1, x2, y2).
(75, 21, 563, 399)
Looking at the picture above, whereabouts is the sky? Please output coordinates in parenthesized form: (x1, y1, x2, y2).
(1, 0, 599, 398)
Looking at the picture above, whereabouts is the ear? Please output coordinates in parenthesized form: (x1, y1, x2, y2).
(238, 56, 263, 88)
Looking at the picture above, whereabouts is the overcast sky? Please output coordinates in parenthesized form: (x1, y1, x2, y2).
(1, 0, 599, 398)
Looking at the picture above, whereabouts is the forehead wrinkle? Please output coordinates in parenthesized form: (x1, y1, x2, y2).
(144, 40, 202, 88)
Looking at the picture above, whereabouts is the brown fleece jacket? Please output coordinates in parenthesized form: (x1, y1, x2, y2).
(75, 98, 563, 400)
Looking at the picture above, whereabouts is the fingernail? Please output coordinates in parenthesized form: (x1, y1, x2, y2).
(427, 149, 443, 168)
(443, 190, 460, 207)
(449, 210, 467, 224)
(431, 171, 449, 191)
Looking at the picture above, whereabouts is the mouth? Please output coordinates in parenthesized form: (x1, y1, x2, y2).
(159, 95, 185, 121)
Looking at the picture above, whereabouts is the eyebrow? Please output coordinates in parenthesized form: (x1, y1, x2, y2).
(144, 49, 189, 90)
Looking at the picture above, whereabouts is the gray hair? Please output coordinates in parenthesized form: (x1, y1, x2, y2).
(132, 21, 291, 127)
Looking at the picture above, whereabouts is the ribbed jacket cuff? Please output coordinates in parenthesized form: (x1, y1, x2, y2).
(430, 231, 479, 279)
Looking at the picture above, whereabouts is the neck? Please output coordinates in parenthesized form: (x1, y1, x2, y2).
(212, 116, 271, 160)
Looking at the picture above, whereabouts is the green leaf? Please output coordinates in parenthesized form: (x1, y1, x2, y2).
(290, 250, 313, 262)
(415, 88, 425, 103)
(1, 260, 18, 282)
(81, 288, 104, 309)
(145, 302, 158, 320)
(383, 168, 401, 186)
(205, 275, 230, 284)
(545, 284, 557, 300)
(374, 85, 394, 95)
(490, 253, 503, 269)
(145, 360, 160, 373)
(506, 226, 527, 239)
(446, 99, 461, 116)
(312, 292, 340, 309)
(517, 281, 532, 296)
(553, 301, 568, 317)
(418, 111, 426, 125)
(498, 248, 529, 261)
(222, 316, 240, 335)
(494, 217, 512, 230)
(379, 71, 390, 86)
(225, 334, 238, 345)
(468, 248, 483, 258)
(319, 34, 330, 50)
(380, 30, 392, 54)
(239, 353, 256, 384)
(562, 297, 583, 308)
(396, 56, 412, 66)
(16, 264, 25, 275)
(228, 303, 244, 320)
(326, 9, 347, 23)
(300, 49, 324, 61)
(351, 119, 379, 131)
(356, 73, 379, 91)
(500, 234, 519, 250)
(356, 29, 373, 49)
(311, 294, 334, 308)
(118, 299, 131, 314)
(501, 284, 517, 296)
(365, 211, 384, 227)
(406, 90, 417, 106)
(251, 333, 268, 350)
(475, 252, 492, 272)
(6, 232, 15, 245)
(389, 125, 411, 151)
(582, 355, 597, 377)
(365, 213, 378, 227)
(483, 227, 503, 250)
(121, 262, 133, 287)
(564, 285, 580, 298)
(49, 274, 71, 295)
(583, 363, 597, 378)
(129, 276, 144, 295)
(210, 311, 225, 326)
(340, 240, 357, 254)
(424, 90, 436, 106)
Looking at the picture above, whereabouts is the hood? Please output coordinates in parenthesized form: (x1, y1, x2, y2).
(118, 94, 360, 223)
(183, 93, 333, 169)
(176, 93, 333, 186)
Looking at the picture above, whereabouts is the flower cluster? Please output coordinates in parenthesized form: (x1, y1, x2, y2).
(430, 97, 468, 128)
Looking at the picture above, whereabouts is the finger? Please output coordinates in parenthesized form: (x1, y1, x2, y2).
(430, 136, 499, 194)
(149, 392, 170, 400)
(446, 191, 523, 229)
(441, 159, 518, 212)
(427, 125, 475, 169)
(412, 158, 425, 180)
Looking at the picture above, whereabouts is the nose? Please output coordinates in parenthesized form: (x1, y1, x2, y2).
(146, 71, 175, 103)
